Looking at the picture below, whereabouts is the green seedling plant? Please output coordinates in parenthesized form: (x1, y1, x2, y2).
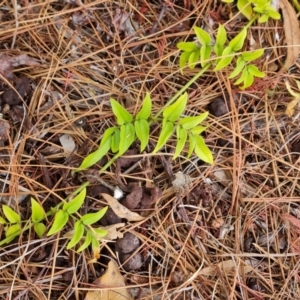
(0, 188, 108, 253)
(178, 0, 280, 89)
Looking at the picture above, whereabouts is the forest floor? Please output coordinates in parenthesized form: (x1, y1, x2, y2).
(0, 0, 300, 299)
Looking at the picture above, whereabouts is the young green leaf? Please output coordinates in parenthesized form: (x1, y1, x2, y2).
(237, 0, 253, 20)
(228, 28, 247, 52)
(234, 68, 248, 85)
(135, 119, 150, 151)
(81, 206, 108, 225)
(241, 49, 264, 62)
(242, 73, 254, 89)
(188, 48, 200, 69)
(136, 92, 152, 120)
(0, 216, 6, 224)
(0, 231, 20, 246)
(110, 98, 133, 125)
(200, 45, 212, 67)
(2, 205, 20, 223)
(194, 135, 213, 164)
(153, 121, 174, 153)
(34, 222, 46, 238)
(179, 51, 191, 69)
(91, 237, 100, 254)
(173, 126, 187, 159)
(179, 112, 209, 130)
(247, 64, 265, 77)
(267, 9, 281, 20)
(63, 188, 86, 215)
(222, 0, 233, 2)
(92, 228, 108, 239)
(214, 46, 234, 71)
(77, 128, 115, 171)
(216, 24, 227, 46)
(187, 134, 196, 158)
(258, 14, 269, 23)
(77, 231, 92, 252)
(194, 26, 211, 45)
(118, 123, 135, 155)
(163, 93, 188, 122)
(67, 221, 85, 249)
(31, 198, 45, 223)
(5, 224, 21, 238)
(190, 125, 207, 135)
(228, 59, 245, 79)
(47, 210, 69, 236)
(111, 129, 120, 153)
(177, 42, 198, 52)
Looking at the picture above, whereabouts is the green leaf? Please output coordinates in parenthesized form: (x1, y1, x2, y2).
(153, 121, 175, 153)
(214, 46, 234, 71)
(258, 14, 269, 23)
(77, 128, 115, 170)
(179, 51, 191, 69)
(237, 0, 253, 20)
(242, 49, 264, 62)
(179, 112, 209, 129)
(2, 205, 20, 223)
(177, 42, 198, 52)
(222, 0, 234, 2)
(31, 198, 45, 223)
(135, 119, 150, 151)
(0, 231, 20, 246)
(0, 216, 6, 224)
(110, 98, 133, 125)
(188, 48, 200, 69)
(81, 206, 108, 225)
(242, 73, 254, 89)
(190, 125, 207, 135)
(47, 210, 69, 236)
(163, 93, 188, 122)
(63, 188, 86, 215)
(234, 69, 249, 85)
(194, 135, 213, 164)
(228, 59, 245, 79)
(67, 221, 85, 249)
(119, 123, 135, 155)
(267, 9, 281, 20)
(91, 237, 100, 252)
(34, 223, 46, 238)
(173, 126, 187, 159)
(5, 223, 21, 238)
(194, 26, 211, 45)
(92, 228, 108, 239)
(136, 92, 152, 120)
(247, 65, 265, 77)
(200, 45, 212, 67)
(77, 231, 92, 252)
(215, 24, 227, 47)
(228, 28, 247, 52)
(111, 128, 120, 153)
(187, 134, 196, 158)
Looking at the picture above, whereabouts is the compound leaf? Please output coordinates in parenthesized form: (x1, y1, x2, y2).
(153, 121, 174, 153)
(110, 98, 133, 125)
(135, 119, 150, 151)
(47, 210, 69, 236)
(119, 123, 135, 155)
(2, 205, 20, 223)
(163, 93, 188, 122)
(63, 188, 86, 215)
(81, 206, 108, 225)
(31, 198, 45, 223)
(136, 92, 152, 120)
(173, 126, 187, 159)
(67, 221, 85, 249)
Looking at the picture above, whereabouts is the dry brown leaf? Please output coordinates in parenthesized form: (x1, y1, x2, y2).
(84, 260, 133, 300)
(101, 194, 145, 222)
(99, 223, 125, 240)
(279, 0, 300, 69)
(199, 259, 254, 276)
(285, 80, 300, 116)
